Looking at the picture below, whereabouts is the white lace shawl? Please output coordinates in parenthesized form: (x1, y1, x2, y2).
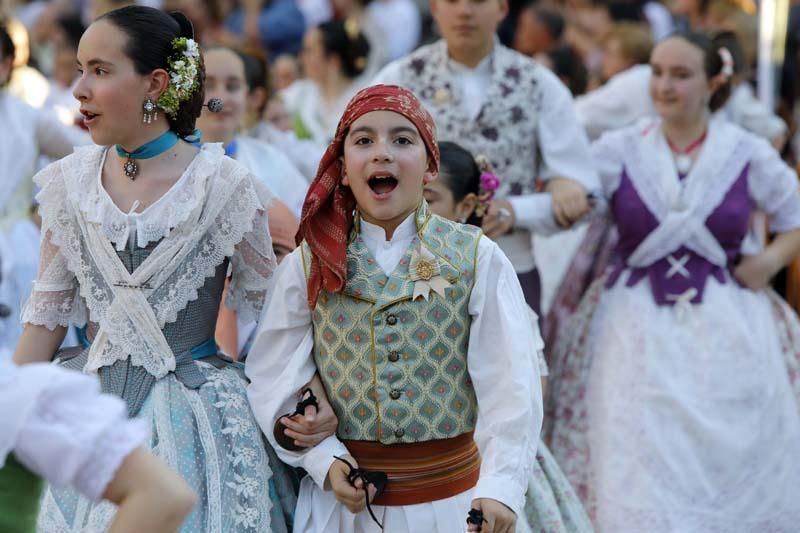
(591, 115, 800, 268)
(22, 144, 276, 378)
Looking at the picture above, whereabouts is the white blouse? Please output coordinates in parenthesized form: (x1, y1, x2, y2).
(0, 361, 147, 501)
(22, 144, 276, 377)
(246, 213, 544, 516)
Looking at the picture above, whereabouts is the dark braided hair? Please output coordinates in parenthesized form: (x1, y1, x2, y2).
(438, 141, 484, 226)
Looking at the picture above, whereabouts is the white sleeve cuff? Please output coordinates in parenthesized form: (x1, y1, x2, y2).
(302, 435, 351, 489)
(508, 194, 560, 235)
(471, 474, 527, 518)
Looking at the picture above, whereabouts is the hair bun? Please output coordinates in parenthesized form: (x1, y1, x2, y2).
(169, 11, 195, 40)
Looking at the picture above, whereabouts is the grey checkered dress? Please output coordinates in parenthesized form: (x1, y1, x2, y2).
(38, 241, 298, 533)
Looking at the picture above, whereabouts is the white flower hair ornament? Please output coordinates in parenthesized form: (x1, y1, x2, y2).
(157, 37, 201, 118)
(718, 47, 734, 78)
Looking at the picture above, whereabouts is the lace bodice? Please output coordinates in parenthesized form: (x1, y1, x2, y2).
(22, 143, 277, 378)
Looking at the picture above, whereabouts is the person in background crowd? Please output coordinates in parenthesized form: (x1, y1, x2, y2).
(198, 45, 308, 216)
(545, 31, 800, 532)
(240, 47, 325, 181)
(0, 22, 88, 358)
(282, 18, 370, 145)
(513, 4, 564, 57)
(373, 0, 599, 314)
(225, 0, 306, 57)
(536, 44, 589, 96)
(597, 21, 652, 86)
(271, 53, 299, 91)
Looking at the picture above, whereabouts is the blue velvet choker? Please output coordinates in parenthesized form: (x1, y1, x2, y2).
(115, 129, 179, 180)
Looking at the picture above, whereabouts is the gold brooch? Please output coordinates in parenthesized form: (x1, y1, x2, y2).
(409, 244, 450, 301)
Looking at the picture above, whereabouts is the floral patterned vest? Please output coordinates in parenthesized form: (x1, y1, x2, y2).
(396, 40, 543, 197)
(302, 203, 481, 444)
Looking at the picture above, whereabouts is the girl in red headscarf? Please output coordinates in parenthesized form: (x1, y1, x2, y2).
(246, 85, 547, 533)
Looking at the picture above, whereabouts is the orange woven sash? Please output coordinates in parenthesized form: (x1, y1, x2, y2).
(343, 432, 480, 506)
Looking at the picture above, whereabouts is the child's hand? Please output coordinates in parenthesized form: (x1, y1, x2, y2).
(327, 456, 377, 513)
(734, 251, 781, 290)
(467, 498, 516, 533)
(482, 199, 516, 239)
(279, 375, 339, 448)
(546, 178, 590, 227)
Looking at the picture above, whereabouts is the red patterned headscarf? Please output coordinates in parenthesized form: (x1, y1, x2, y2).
(297, 84, 439, 309)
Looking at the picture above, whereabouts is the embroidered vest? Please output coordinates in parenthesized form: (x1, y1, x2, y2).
(303, 203, 481, 444)
(0, 455, 44, 533)
(397, 40, 543, 197)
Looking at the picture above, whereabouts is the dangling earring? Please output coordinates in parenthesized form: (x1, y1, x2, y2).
(142, 96, 157, 124)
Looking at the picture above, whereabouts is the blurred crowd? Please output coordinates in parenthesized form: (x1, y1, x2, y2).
(2, 0, 799, 164)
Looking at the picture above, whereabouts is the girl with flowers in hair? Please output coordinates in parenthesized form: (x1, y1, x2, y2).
(247, 84, 544, 533)
(544, 30, 800, 532)
(422, 139, 594, 532)
(12, 6, 314, 532)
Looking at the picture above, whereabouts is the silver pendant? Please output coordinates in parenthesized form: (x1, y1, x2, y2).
(675, 154, 692, 174)
(123, 157, 138, 180)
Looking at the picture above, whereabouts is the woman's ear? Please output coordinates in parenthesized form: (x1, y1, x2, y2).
(708, 72, 728, 94)
(455, 192, 479, 222)
(340, 156, 350, 186)
(424, 157, 438, 184)
(423, 169, 438, 185)
(146, 68, 170, 99)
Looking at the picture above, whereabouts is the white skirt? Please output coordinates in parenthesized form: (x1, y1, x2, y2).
(294, 476, 535, 533)
(583, 277, 800, 532)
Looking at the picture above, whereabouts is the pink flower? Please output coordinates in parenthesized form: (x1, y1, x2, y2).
(480, 172, 500, 193)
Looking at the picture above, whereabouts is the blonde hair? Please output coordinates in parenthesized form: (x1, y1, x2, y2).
(606, 22, 653, 66)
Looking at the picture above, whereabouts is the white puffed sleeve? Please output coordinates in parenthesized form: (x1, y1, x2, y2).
(226, 176, 278, 324)
(1, 363, 148, 501)
(21, 162, 87, 330)
(468, 237, 543, 517)
(747, 135, 800, 233)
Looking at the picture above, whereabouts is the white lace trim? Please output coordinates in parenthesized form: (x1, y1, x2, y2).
(32, 147, 275, 377)
(621, 116, 751, 267)
(37, 144, 226, 250)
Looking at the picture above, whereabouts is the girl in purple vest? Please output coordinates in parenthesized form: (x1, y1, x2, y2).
(545, 31, 800, 532)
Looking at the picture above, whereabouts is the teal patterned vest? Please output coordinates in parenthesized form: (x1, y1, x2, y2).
(303, 202, 481, 444)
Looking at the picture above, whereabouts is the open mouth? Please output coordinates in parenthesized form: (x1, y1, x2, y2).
(80, 110, 99, 125)
(368, 173, 399, 197)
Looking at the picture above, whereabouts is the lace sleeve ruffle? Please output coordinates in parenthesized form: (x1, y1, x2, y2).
(10, 364, 148, 501)
(21, 231, 87, 330)
(748, 135, 800, 233)
(226, 177, 277, 323)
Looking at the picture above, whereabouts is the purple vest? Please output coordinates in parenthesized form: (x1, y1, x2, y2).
(607, 166, 751, 305)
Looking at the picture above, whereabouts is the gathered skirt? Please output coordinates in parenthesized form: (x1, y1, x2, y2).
(37, 361, 297, 532)
(545, 276, 800, 532)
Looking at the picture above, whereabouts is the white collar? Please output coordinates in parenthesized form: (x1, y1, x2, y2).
(359, 211, 417, 243)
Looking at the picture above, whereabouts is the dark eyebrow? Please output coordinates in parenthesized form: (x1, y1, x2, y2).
(348, 125, 419, 136)
(77, 58, 113, 68)
(390, 126, 419, 137)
